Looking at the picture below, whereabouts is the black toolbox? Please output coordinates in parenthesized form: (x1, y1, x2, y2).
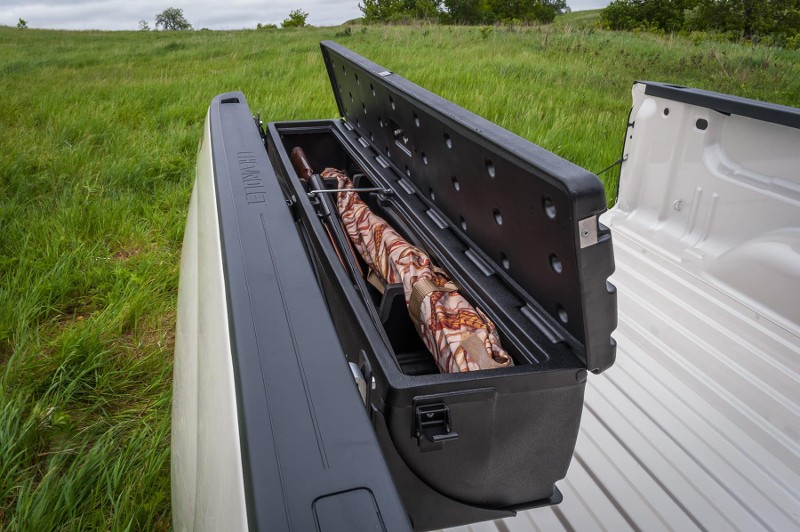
(255, 41, 617, 530)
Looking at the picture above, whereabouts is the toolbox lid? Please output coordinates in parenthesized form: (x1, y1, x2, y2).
(319, 41, 616, 373)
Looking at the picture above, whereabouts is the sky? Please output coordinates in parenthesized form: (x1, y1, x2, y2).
(1, 0, 611, 30)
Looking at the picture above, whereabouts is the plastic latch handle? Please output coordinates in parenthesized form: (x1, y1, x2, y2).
(414, 403, 458, 450)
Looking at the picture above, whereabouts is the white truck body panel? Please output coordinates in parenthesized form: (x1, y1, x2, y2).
(448, 83, 800, 531)
(172, 115, 248, 532)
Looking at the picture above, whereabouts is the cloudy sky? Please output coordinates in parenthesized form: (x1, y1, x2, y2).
(1, 0, 611, 30)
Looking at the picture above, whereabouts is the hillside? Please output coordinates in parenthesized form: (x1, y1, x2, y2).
(554, 8, 602, 28)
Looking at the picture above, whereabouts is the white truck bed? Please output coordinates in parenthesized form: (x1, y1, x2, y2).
(453, 83, 800, 532)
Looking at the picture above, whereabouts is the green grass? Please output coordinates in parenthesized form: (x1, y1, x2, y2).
(1, 22, 798, 529)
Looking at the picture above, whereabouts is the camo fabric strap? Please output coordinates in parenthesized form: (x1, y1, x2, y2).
(409, 278, 458, 330)
(460, 332, 513, 369)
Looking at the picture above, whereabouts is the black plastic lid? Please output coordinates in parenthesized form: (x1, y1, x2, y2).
(320, 41, 616, 373)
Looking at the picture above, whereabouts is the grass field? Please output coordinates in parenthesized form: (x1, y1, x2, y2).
(1, 20, 798, 529)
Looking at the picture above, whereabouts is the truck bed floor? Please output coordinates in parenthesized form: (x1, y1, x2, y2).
(451, 225, 800, 531)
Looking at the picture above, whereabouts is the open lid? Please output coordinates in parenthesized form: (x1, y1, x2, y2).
(319, 41, 616, 373)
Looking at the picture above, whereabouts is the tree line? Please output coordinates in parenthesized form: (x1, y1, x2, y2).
(359, 0, 570, 25)
(138, 7, 310, 31)
(601, 0, 800, 46)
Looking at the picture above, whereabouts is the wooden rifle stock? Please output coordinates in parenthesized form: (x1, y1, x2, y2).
(290, 147, 314, 182)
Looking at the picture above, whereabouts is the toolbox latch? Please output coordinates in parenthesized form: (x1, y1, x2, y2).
(415, 403, 458, 451)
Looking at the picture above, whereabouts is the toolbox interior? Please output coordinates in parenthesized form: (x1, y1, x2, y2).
(275, 125, 584, 376)
(254, 42, 615, 529)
